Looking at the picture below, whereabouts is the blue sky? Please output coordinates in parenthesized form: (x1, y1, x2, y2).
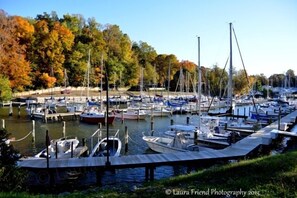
(1, 0, 296, 77)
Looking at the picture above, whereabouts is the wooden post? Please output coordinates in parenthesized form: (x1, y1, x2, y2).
(32, 120, 35, 143)
(62, 121, 66, 138)
(244, 107, 246, 117)
(55, 141, 58, 159)
(150, 114, 154, 136)
(9, 102, 13, 116)
(125, 126, 128, 153)
(137, 109, 140, 121)
(98, 123, 102, 141)
(194, 131, 198, 145)
(149, 167, 154, 181)
(121, 110, 124, 123)
(103, 111, 106, 126)
(150, 121, 154, 136)
(71, 141, 74, 158)
(170, 119, 174, 131)
(1, 119, 5, 129)
(46, 130, 50, 169)
(186, 116, 190, 125)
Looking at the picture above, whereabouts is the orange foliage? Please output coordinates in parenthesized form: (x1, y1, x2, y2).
(13, 16, 34, 43)
(39, 73, 56, 88)
(180, 60, 196, 73)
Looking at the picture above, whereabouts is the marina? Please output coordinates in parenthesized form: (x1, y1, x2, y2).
(17, 110, 297, 180)
(1, 99, 296, 186)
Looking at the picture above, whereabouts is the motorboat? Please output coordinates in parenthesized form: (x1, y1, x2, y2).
(114, 107, 147, 120)
(80, 106, 115, 124)
(34, 137, 87, 159)
(89, 136, 122, 157)
(147, 105, 172, 117)
(164, 124, 229, 142)
(142, 132, 216, 153)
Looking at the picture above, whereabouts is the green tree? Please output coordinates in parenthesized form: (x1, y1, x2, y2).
(207, 65, 228, 97)
(0, 128, 26, 192)
(0, 75, 12, 101)
(103, 25, 135, 86)
(154, 54, 179, 88)
(132, 41, 158, 86)
(233, 69, 250, 95)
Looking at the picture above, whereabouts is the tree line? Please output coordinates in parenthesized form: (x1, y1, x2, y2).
(0, 10, 296, 101)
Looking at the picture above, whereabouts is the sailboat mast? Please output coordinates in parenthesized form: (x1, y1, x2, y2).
(100, 54, 103, 111)
(167, 61, 171, 99)
(87, 49, 91, 99)
(228, 23, 233, 110)
(197, 36, 201, 131)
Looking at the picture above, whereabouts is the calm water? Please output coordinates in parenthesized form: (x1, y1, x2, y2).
(0, 104, 254, 188)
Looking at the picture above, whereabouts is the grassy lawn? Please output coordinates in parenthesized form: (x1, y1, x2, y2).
(3, 150, 297, 197)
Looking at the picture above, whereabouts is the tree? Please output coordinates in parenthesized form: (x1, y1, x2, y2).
(0, 75, 12, 101)
(154, 54, 179, 88)
(31, 13, 74, 88)
(0, 10, 32, 91)
(233, 69, 250, 95)
(132, 41, 158, 86)
(0, 128, 26, 192)
(206, 65, 228, 97)
(103, 25, 135, 86)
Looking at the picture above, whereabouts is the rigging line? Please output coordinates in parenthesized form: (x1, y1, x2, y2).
(232, 27, 258, 114)
(207, 56, 229, 112)
(10, 131, 32, 142)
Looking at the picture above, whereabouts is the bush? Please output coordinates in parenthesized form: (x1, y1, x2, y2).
(0, 128, 27, 192)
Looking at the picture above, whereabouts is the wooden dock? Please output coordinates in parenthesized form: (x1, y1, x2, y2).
(18, 110, 297, 182)
(42, 112, 81, 122)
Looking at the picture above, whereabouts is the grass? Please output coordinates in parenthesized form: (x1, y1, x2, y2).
(1, 151, 297, 197)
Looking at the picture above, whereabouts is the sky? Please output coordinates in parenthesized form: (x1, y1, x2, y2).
(1, 0, 296, 77)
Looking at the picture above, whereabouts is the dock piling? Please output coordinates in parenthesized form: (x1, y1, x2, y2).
(9, 102, 13, 116)
(62, 121, 66, 138)
(1, 119, 5, 129)
(98, 123, 102, 141)
(32, 120, 35, 143)
(125, 126, 128, 153)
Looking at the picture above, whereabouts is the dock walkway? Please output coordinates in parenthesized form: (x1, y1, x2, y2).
(19, 110, 297, 171)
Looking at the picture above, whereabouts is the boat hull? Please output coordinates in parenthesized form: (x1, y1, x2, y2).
(142, 136, 187, 153)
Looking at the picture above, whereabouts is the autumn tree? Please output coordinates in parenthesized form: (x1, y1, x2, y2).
(154, 54, 179, 89)
(0, 10, 32, 91)
(31, 12, 74, 88)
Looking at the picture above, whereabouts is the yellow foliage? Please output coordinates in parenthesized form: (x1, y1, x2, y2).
(39, 73, 56, 88)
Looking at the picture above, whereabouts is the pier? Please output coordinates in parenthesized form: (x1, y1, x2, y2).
(18, 110, 297, 184)
(42, 112, 81, 122)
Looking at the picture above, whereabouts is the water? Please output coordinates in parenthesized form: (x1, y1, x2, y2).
(0, 105, 253, 189)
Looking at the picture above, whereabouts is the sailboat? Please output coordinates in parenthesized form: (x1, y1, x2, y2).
(80, 52, 115, 125)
